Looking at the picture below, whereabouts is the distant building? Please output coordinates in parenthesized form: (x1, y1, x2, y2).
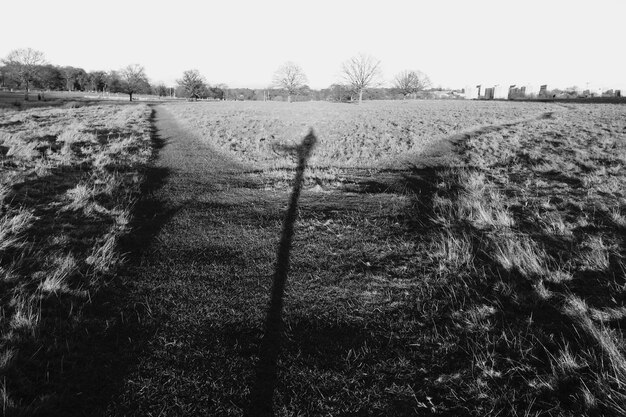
(493, 85, 508, 99)
(464, 85, 480, 99)
(522, 85, 540, 97)
(465, 81, 623, 100)
(508, 85, 523, 99)
(464, 84, 509, 100)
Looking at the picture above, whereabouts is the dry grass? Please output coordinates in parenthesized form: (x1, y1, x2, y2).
(163, 100, 556, 172)
(427, 103, 626, 415)
(6, 98, 622, 415)
(116, 100, 623, 416)
(0, 103, 152, 414)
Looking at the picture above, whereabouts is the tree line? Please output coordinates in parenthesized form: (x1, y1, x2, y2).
(270, 54, 431, 104)
(1, 48, 434, 103)
(0, 49, 151, 101)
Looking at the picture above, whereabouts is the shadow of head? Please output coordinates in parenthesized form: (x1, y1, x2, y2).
(271, 128, 318, 161)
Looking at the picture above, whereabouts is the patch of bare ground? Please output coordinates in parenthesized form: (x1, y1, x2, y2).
(0, 103, 152, 415)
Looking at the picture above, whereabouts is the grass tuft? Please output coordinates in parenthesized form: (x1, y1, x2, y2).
(64, 183, 95, 212)
(493, 235, 546, 277)
(10, 297, 40, 335)
(579, 236, 610, 271)
(0, 209, 35, 252)
(431, 231, 474, 272)
(39, 253, 77, 294)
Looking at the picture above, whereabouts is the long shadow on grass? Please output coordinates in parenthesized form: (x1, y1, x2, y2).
(4, 109, 178, 416)
(257, 112, 616, 415)
(390, 165, 580, 414)
(320, 132, 606, 414)
(69, 112, 590, 415)
(392, 160, 624, 414)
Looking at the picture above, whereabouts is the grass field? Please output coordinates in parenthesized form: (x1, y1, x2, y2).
(0, 91, 174, 113)
(1, 99, 625, 415)
(165, 100, 558, 169)
(423, 104, 626, 415)
(0, 103, 152, 414)
(110, 99, 622, 416)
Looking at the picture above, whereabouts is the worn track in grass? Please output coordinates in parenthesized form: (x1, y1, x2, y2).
(101, 105, 450, 416)
(100, 104, 618, 416)
(104, 106, 291, 415)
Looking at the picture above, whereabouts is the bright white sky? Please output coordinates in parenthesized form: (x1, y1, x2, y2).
(2, 0, 624, 91)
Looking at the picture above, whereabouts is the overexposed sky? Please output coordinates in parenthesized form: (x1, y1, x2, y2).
(1, 0, 624, 90)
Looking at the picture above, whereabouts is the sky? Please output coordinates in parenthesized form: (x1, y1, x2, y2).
(1, 0, 625, 91)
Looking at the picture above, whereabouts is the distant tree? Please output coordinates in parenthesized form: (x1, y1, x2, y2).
(61, 66, 89, 91)
(88, 71, 107, 92)
(208, 86, 225, 100)
(563, 86, 582, 98)
(35, 65, 65, 91)
(196, 83, 211, 99)
(105, 71, 123, 93)
(363, 87, 395, 101)
(177, 69, 206, 99)
(297, 84, 312, 101)
(341, 53, 381, 104)
(173, 85, 183, 98)
(2, 48, 47, 100)
(74, 68, 89, 91)
(272, 62, 307, 103)
(226, 88, 255, 101)
(0, 65, 18, 90)
(153, 83, 169, 97)
(253, 89, 267, 101)
(393, 70, 431, 99)
(119, 64, 150, 101)
(61, 66, 76, 91)
(0, 66, 7, 88)
(324, 84, 352, 102)
(216, 83, 228, 100)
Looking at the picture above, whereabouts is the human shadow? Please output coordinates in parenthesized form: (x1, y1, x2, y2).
(282, 115, 622, 414)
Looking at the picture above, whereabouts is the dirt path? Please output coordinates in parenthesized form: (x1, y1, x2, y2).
(102, 105, 554, 416)
(97, 105, 570, 416)
(103, 105, 282, 414)
(98, 105, 440, 416)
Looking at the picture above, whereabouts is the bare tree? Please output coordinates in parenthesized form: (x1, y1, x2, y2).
(216, 83, 229, 100)
(2, 48, 47, 100)
(273, 62, 307, 103)
(177, 69, 206, 100)
(153, 82, 169, 97)
(119, 64, 149, 101)
(393, 70, 431, 99)
(341, 53, 381, 104)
